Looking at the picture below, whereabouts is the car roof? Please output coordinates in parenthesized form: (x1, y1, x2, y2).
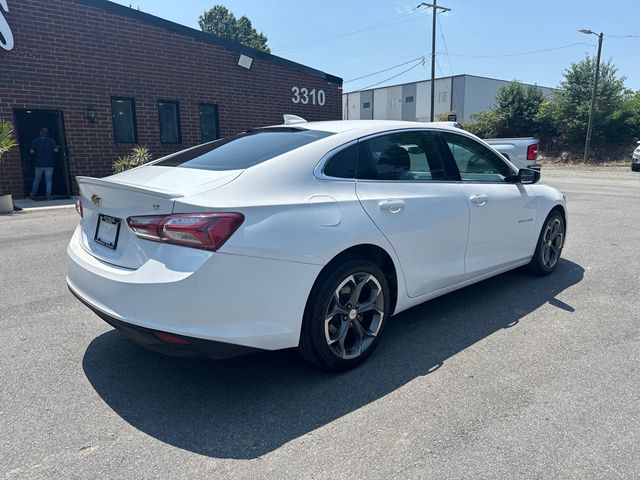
(271, 119, 464, 135)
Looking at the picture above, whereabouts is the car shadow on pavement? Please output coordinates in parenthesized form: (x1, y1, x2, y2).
(82, 259, 584, 459)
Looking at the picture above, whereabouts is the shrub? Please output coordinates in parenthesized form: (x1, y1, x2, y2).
(0, 120, 18, 196)
(113, 146, 152, 173)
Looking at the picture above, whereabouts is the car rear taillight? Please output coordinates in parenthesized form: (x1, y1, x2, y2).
(127, 212, 244, 251)
(527, 143, 538, 161)
(75, 196, 83, 218)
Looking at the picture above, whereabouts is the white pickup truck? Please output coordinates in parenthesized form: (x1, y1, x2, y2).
(484, 137, 541, 170)
(435, 122, 541, 170)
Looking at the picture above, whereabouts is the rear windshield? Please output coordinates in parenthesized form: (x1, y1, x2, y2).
(155, 127, 334, 171)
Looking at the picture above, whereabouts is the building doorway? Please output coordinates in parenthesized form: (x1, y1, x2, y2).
(13, 109, 71, 198)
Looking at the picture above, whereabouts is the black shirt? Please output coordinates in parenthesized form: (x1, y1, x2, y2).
(31, 136, 57, 168)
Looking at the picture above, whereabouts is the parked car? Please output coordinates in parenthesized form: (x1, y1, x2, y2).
(433, 123, 541, 170)
(483, 137, 541, 170)
(67, 118, 567, 371)
(632, 141, 640, 172)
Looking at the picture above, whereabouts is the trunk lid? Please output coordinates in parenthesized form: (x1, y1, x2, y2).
(76, 166, 242, 269)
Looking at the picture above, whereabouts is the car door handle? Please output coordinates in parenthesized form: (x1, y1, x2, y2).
(378, 199, 405, 213)
(469, 194, 489, 206)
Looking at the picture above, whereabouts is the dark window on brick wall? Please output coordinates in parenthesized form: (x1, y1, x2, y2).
(111, 97, 137, 144)
(199, 103, 219, 143)
(405, 96, 414, 103)
(363, 102, 371, 109)
(158, 101, 181, 144)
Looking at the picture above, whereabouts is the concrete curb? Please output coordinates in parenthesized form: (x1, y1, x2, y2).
(18, 204, 76, 212)
(13, 199, 76, 212)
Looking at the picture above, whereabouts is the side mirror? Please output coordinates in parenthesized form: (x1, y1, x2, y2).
(518, 168, 540, 184)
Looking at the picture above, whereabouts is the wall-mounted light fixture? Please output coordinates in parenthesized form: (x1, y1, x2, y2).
(238, 54, 253, 70)
(86, 104, 97, 122)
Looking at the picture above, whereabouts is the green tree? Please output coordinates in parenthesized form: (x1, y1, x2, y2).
(465, 109, 500, 138)
(493, 81, 545, 137)
(466, 81, 545, 138)
(610, 91, 640, 143)
(535, 100, 562, 150)
(541, 57, 629, 147)
(199, 5, 270, 53)
(0, 120, 18, 197)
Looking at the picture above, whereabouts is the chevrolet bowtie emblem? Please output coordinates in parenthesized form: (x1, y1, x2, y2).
(91, 195, 102, 206)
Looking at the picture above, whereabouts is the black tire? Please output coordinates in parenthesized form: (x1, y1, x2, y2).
(525, 210, 565, 276)
(298, 257, 391, 371)
(632, 162, 640, 172)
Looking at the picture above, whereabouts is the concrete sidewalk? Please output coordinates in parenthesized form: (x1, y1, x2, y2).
(13, 197, 76, 211)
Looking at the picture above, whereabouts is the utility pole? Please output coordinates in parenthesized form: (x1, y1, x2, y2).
(418, 2, 451, 121)
(579, 29, 603, 163)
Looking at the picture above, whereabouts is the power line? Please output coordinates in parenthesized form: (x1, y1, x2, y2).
(436, 13, 453, 76)
(273, 16, 424, 54)
(416, 1, 451, 121)
(357, 58, 426, 91)
(271, 10, 420, 53)
(344, 56, 425, 83)
(344, 40, 596, 92)
(607, 34, 640, 38)
(435, 55, 452, 103)
(439, 42, 595, 58)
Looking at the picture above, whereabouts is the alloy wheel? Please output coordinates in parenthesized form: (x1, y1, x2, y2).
(541, 217, 564, 269)
(324, 273, 385, 360)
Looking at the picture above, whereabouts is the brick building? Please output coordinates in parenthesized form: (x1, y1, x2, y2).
(0, 0, 342, 199)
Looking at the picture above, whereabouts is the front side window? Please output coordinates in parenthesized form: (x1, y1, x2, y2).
(440, 132, 513, 182)
(155, 128, 333, 171)
(158, 101, 181, 144)
(356, 130, 450, 181)
(111, 97, 137, 144)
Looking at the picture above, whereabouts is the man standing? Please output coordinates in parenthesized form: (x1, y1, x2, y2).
(30, 127, 58, 199)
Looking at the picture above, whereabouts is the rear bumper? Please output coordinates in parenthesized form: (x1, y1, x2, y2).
(68, 284, 262, 359)
(67, 224, 322, 351)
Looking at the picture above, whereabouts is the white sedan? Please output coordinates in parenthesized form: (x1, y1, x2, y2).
(67, 118, 566, 371)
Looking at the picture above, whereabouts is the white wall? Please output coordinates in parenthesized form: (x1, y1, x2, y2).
(342, 94, 349, 120)
(342, 75, 554, 122)
(462, 76, 508, 122)
(373, 89, 388, 120)
(344, 92, 360, 120)
(415, 81, 430, 121)
(416, 78, 452, 121)
(385, 85, 403, 120)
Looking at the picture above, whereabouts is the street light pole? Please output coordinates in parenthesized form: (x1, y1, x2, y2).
(418, 2, 451, 122)
(579, 29, 603, 163)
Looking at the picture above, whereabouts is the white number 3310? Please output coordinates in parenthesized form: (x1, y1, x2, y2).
(291, 87, 326, 106)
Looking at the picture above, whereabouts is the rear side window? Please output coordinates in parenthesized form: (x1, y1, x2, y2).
(356, 130, 451, 181)
(156, 128, 334, 171)
(323, 144, 358, 178)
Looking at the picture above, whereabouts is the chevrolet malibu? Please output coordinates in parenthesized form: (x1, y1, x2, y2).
(67, 118, 566, 371)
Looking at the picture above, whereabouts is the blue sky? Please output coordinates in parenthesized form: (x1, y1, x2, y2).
(112, 0, 640, 92)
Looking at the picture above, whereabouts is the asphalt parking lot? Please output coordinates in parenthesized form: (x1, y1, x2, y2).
(1, 167, 639, 479)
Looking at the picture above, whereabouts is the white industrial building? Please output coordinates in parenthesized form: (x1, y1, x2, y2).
(342, 74, 555, 123)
